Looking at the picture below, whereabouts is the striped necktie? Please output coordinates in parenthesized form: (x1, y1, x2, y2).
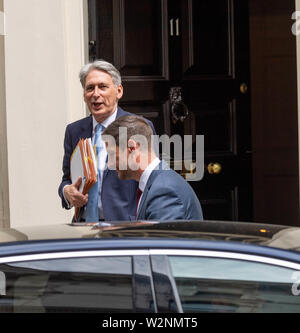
(85, 123, 103, 222)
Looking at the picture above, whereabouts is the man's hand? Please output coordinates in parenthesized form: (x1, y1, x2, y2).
(64, 177, 88, 208)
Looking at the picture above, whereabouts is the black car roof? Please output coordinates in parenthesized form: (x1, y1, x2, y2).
(92, 220, 300, 250)
(0, 220, 299, 255)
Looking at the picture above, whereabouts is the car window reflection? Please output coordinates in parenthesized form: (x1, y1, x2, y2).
(169, 256, 300, 313)
(0, 256, 133, 313)
(9, 257, 132, 275)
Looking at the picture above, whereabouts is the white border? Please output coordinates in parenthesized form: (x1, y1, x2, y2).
(149, 249, 300, 270)
(0, 250, 149, 264)
(0, 248, 299, 271)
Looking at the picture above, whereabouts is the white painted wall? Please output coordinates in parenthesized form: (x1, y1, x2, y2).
(3, 0, 88, 227)
(0, 0, 10, 228)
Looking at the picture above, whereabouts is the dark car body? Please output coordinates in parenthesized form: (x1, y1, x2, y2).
(0, 220, 300, 313)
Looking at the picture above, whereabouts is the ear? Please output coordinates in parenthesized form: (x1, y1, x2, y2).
(116, 84, 123, 100)
(128, 139, 139, 152)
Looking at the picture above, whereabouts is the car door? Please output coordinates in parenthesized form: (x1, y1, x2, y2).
(150, 249, 300, 313)
(0, 250, 155, 313)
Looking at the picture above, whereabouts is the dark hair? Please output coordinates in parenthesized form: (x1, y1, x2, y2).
(102, 115, 154, 150)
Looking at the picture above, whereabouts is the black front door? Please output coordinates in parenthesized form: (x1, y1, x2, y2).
(88, 0, 252, 221)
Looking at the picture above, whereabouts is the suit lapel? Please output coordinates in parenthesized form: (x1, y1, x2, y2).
(137, 182, 151, 219)
(80, 116, 93, 140)
(137, 164, 163, 219)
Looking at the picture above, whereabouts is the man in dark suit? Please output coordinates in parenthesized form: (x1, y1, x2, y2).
(103, 115, 203, 221)
(58, 60, 154, 221)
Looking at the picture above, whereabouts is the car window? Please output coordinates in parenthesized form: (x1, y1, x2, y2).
(169, 256, 300, 313)
(0, 256, 133, 313)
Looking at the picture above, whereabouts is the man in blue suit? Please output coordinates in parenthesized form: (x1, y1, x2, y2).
(58, 60, 154, 222)
(103, 115, 203, 221)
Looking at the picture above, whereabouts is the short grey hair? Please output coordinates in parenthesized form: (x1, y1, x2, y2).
(79, 59, 122, 88)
